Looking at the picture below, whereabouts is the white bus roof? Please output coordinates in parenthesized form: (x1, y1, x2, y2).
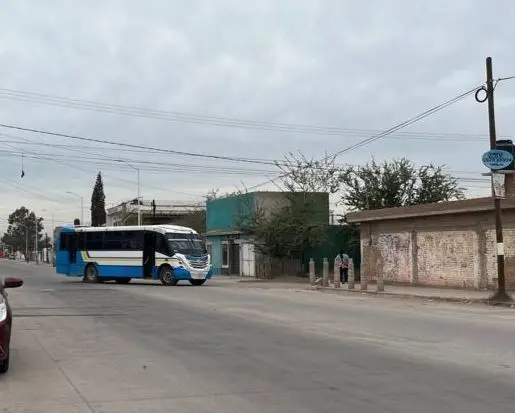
(71, 225, 198, 235)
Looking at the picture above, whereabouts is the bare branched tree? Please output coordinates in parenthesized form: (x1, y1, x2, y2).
(275, 152, 341, 194)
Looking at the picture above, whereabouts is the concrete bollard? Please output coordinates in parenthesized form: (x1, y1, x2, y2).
(376, 266, 384, 292)
(333, 257, 340, 288)
(348, 258, 355, 290)
(360, 269, 368, 291)
(322, 258, 329, 287)
(309, 258, 316, 286)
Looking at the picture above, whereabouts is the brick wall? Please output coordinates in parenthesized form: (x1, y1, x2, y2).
(416, 230, 478, 288)
(375, 232, 412, 283)
(360, 210, 515, 289)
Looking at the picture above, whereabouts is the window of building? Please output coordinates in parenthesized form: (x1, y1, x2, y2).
(221, 242, 229, 268)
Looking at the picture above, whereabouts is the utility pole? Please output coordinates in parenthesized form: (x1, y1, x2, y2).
(483, 57, 511, 301)
(137, 167, 141, 226)
(80, 196, 84, 225)
(66, 191, 84, 224)
(45, 232, 49, 264)
(114, 159, 141, 225)
(35, 218, 39, 264)
(25, 228, 28, 262)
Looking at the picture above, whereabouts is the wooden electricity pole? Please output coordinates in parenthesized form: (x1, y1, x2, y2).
(483, 57, 511, 301)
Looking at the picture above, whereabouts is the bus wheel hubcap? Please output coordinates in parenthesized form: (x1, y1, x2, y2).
(163, 270, 172, 283)
(87, 267, 97, 280)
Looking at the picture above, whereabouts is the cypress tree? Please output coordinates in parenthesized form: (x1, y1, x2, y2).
(91, 172, 106, 227)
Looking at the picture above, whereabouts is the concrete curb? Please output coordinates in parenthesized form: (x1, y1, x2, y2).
(312, 286, 515, 308)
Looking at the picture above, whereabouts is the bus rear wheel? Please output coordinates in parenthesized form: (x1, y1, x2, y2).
(115, 278, 131, 284)
(189, 279, 206, 286)
(159, 265, 178, 286)
(84, 264, 100, 283)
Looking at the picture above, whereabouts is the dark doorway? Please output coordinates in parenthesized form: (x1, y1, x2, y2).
(68, 233, 78, 264)
(143, 231, 156, 279)
(230, 242, 240, 275)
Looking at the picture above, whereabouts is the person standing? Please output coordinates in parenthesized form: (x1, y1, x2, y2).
(337, 250, 350, 284)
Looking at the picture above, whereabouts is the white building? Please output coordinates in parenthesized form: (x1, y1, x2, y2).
(106, 199, 205, 228)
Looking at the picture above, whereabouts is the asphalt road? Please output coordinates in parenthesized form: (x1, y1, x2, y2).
(2, 260, 515, 412)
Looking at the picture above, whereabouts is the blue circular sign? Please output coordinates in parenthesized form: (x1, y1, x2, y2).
(482, 149, 514, 170)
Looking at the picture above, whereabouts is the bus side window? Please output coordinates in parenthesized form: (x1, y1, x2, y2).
(104, 231, 124, 250)
(155, 234, 168, 255)
(124, 231, 142, 250)
(85, 231, 104, 250)
(59, 233, 69, 250)
(77, 233, 85, 250)
(129, 231, 143, 250)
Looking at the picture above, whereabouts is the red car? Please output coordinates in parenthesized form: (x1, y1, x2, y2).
(0, 277, 23, 374)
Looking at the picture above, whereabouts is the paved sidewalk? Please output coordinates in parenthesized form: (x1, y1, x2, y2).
(314, 282, 511, 305)
(221, 274, 515, 306)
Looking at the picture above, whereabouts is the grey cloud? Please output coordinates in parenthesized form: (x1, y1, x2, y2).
(0, 0, 514, 229)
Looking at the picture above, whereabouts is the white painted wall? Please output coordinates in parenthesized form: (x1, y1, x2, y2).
(241, 242, 255, 277)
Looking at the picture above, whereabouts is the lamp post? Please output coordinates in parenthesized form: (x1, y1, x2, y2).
(35, 216, 39, 264)
(66, 191, 84, 224)
(41, 209, 55, 264)
(115, 160, 141, 226)
(41, 209, 55, 232)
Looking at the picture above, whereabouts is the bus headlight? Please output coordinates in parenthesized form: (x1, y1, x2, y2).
(0, 299, 6, 323)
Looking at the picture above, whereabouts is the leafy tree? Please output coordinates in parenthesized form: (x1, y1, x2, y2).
(339, 158, 464, 211)
(1, 207, 44, 254)
(237, 196, 328, 259)
(234, 153, 340, 260)
(91, 172, 106, 227)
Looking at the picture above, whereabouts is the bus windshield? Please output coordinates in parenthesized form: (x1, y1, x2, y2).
(166, 233, 206, 255)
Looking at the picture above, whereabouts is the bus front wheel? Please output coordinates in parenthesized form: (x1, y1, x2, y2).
(84, 264, 100, 283)
(159, 265, 178, 286)
(189, 279, 206, 286)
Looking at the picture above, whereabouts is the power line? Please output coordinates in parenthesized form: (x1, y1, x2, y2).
(0, 123, 281, 166)
(0, 131, 492, 176)
(0, 87, 506, 142)
(327, 85, 481, 158)
(0, 137, 205, 198)
(0, 178, 64, 204)
(247, 84, 483, 190)
(0, 147, 489, 181)
(0, 87, 492, 137)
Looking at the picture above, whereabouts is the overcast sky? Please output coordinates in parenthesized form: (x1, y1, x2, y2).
(0, 0, 514, 231)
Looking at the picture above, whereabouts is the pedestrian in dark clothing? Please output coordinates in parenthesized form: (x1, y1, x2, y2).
(338, 250, 350, 283)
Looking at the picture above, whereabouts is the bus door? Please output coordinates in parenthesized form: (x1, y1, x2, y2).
(68, 233, 78, 263)
(68, 233, 78, 275)
(57, 232, 78, 275)
(143, 231, 156, 279)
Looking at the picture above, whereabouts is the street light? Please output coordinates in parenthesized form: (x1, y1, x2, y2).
(115, 159, 141, 226)
(41, 209, 55, 264)
(66, 191, 84, 224)
(41, 209, 55, 231)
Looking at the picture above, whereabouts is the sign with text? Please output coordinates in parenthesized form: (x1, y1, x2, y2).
(482, 149, 514, 170)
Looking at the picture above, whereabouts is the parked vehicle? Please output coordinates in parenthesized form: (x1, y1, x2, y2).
(0, 277, 24, 374)
(55, 224, 212, 286)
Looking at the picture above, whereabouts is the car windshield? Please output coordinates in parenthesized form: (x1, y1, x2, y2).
(166, 233, 206, 255)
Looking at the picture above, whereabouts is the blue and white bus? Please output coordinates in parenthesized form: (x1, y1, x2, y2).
(55, 225, 212, 286)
